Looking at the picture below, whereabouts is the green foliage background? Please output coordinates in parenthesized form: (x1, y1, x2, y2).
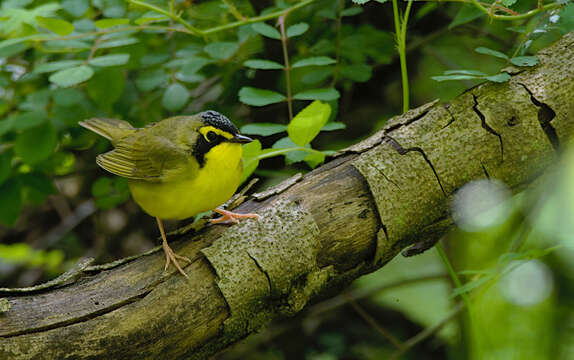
(1, 0, 574, 359)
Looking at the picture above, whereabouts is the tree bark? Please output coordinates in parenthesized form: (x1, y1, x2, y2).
(1, 31, 573, 360)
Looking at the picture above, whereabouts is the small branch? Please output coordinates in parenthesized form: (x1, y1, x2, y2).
(222, 0, 248, 21)
(279, 14, 293, 121)
(127, 0, 202, 35)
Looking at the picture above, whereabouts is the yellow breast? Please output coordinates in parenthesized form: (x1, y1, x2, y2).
(128, 142, 243, 220)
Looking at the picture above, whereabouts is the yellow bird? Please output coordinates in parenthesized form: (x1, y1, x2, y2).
(80, 111, 259, 277)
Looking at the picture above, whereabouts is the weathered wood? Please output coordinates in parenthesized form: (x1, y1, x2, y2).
(1, 31, 573, 360)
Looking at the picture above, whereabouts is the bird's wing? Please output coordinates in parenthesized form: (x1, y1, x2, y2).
(96, 133, 192, 181)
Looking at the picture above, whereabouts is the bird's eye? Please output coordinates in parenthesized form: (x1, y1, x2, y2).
(206, 131, 218, 142)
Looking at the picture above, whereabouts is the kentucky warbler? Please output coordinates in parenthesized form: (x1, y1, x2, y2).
(80, 111, 260, 277)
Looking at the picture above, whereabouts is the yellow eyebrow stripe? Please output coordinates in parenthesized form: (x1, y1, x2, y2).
(199, 126, 233, 140)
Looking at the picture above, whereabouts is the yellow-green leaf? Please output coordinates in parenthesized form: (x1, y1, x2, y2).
(287, 100, 331, 146)
(35, 16, 74, 36)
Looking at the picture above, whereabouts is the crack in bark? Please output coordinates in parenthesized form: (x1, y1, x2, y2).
(472, 94, 504, 162)
(246, 252, 272, 294)
(442, 105, 455, 129)
(374, 167, 401, 190)
(481, 162, 491, 179)
(517, 82, 559, 151)
(384, 108, 432, 133)
(383, 136, 447, 197)
(1, 290, 152, 338)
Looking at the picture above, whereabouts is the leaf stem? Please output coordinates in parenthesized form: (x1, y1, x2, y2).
(255, 147, 324, 161)
(435, 244, 474, 317)
(279, 14, 294, 121)
(127, 0, 201, 35)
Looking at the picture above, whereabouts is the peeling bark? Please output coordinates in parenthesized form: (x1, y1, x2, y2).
(1, 31, 574, 360)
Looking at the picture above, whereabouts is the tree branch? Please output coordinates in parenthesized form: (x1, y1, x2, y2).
(1, 31, 573, 360)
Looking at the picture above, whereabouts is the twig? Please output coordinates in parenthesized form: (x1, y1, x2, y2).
(347, 296, 405, 350)
(222, 0, 247, 21)
(390, 302, 466, 359)
(278, 14, 293, 121)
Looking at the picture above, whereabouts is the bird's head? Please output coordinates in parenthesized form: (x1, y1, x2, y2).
(192, 110, 253, 166)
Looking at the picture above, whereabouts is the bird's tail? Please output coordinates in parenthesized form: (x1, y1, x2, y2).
(79, 118, 135, 141)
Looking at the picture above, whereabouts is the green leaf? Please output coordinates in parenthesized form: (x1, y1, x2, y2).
(0, 43, 29, 58)
(510, 56, 539, 67)
(239, 87, 286, 106)
(99, 37, 139, 49)
(286, 23, 309, 38)
(204, 42, 239, 60)
(19, 173, 56, 204)
(293, 88, 340, 101)
(292, 56, 336, 68)
(340, 64, 372, 82)
(432, 74, 481, 82)
(0, 153, 11, 186)
(243, 59, 284, 70)
(86, 68, 125, 106)
(52, 88, 85, 106)
(0, 118, 14, 136)
(0, 179, 21, 226)
(251, 22, 281, 40)
(62, 0, 89, 17)
(162, 83, 190, 111)
(501, 0, 517, 6)
(475, 47, 508, 60)
(451, 276, 491, 298)
(304, 152, 325, 168)
(11, 111, 46, 131)
(287, 100, 331, 146)
(241, 140, 262, 183)
(352, 0, 370, 4)
(485, 73, 511, 83)
(49, 65, 94, 87)
(302, 68, 333, 85)
(341, 8, 363, 16)
(322, 122, 346, 131)
(241, 123, 287, 136)
(272, 137, 308, 164)
(35, 16, 74, 36)
(94, 18, 130, 28)
(14, 122, 57, 165)
(135, 68, 168, 91)
(444, 69, 487, 76)
(91, 177, 130, 209)
(89, 54, 130, 67)
(34, 60, 83, 74)
(449, 5, 484, 29)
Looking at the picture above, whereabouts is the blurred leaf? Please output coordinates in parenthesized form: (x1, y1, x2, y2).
(239, 87, 286, 106)
(91, 177, 130, 209)
(89, 53, 130, 67)
(352, 0, 370, 4)
(94, 18, 130, 28)
(204, 42, 239, 60)
(241, 139, 262, 182)
(475, 47, 508, 60)
(241, 123, 286, 136)
(62, 0, 89, 17)
(243, 59, 284, 70)
(287, 100, 331, 146)
(451, 276, 491, 298)
(501, 0, 517, 6)
(0, 43, 28, 58)
(0, 118, 14, 136)
(293, 88, 340, 101)
(34, 60, 84, 74)
(485, 73, 511, 82)
(14, 122, 57, 165)
(87, 68, 125, 106)
(272, 137, 309, 164)
(45, 39, 92, 50)
(49, 65, 94, 87)
(286, 23, 309, 38)
(444, 69, 487, 76)
(162, 83, 190, 111)
(292, 56, 336, 68)
(19, 173, 56, 204)
(304, 151, 325, 168)
(251, 22, 281, 40)
(510, 56, 539, 67)
(35, 16, 74, 35)
(340, 64, 372, 82)
(342, 7, 363, 16)
(0, 153, 11, 186)
(322, 122, 346, 131)
(135, 68, 168, 91)
(302, 68, 333, 85)
(0, 179, 21, 225)
(52, 88, 85, 106)
(99, 37, 139, 49)
(11, 111, 46, 131)
(449, 4, 484, 29)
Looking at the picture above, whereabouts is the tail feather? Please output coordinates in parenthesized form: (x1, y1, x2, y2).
(79, 118, 135, 141)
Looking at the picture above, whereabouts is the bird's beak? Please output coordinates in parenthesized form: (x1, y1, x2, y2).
(229, 134, 253, 144)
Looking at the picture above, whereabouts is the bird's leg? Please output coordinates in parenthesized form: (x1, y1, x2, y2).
(209, 208, 260, 225)
(156, 217, 191, 278)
